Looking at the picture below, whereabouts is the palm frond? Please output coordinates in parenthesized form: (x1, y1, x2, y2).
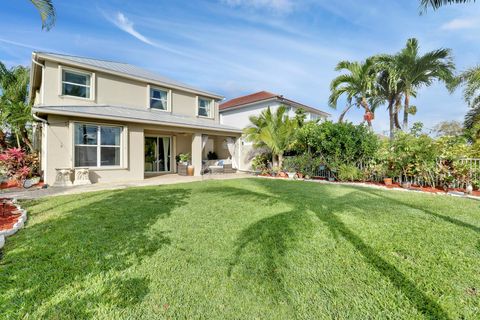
(420, 0, 475, 11)
(30, 0, 56, 30)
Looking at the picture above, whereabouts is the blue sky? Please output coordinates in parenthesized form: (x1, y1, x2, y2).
(1, 0, 479, 133)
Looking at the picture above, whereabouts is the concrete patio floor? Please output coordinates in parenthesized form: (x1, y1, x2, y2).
(1, 172, 252, 200)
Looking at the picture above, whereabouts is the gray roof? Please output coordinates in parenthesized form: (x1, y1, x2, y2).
(34, 52, 223, 99)
(33, 105, 242, 134)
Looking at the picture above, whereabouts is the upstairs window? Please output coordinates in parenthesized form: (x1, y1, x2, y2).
(62, 69, 92, 99)
(198, 97, 212, 118)
(150, 87, 169, 110)
(310, 113, 320, 121)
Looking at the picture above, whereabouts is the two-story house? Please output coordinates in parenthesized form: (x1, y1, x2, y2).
(219, 91, 330, 129)
(29, 52, 242, 185)
(219, 91, 330, 171)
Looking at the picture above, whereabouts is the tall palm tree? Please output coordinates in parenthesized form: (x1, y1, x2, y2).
(420, 0, 475, 11)
(30, 0, 56, 30)
(244, 106, 296, 168)
(0, 62, 34, 150)
(329, 58, 377, 127)
(394, 38, 454, 130)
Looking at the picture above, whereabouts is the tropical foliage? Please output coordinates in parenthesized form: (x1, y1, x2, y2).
(0, 147, 39, 181)
(0, 62, 34, 151)
(243, 106, 296, 167)
(420, 0, 475, 11)
(330, 38, 454, 134)
(30, 0, 56, 30)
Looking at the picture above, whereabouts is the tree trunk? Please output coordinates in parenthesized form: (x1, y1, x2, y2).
(403, 93, 410, 131)
(359, 98, 372, 128)
(0, 129, 8, 150)
(20, 127, 33, 152)
(278, 153, 284, 169)
(338, 104, 353, 123)
(394, 96, 402, 130)
(15, 133, 21, 148)
(388, 97, 395, 140)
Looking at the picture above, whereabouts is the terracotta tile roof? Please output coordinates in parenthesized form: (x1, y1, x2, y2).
(219, 91, 279, 110)
(219, 91, 330, 117)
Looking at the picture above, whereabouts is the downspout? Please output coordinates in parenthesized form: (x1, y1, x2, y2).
(33, 114, 49, 184)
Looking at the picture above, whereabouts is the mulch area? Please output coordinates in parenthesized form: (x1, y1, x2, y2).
(0, 199, 21, 231)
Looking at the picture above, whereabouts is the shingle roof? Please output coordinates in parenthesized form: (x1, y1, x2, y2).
(219, 91, 330, 117)
(34, 52, 222, 99)
(219, 91, 278, 110)
(33, 105, 242, 134)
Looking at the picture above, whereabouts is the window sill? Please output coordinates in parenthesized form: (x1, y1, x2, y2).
(148, 107, 171, 113)
(197, 115, 214, 120)
(59, 94, 94, 102)
(74, 166, 127, 171)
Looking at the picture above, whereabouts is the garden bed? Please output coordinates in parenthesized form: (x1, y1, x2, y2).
(0, 198, 27, 250)
(258, 174, 480, 198)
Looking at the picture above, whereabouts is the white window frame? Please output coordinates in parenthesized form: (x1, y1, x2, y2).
(72, 122, 125, 169)
(197, 96, 213, 118)
(59, 66, 95, 101)
(147, 85, 171, 112)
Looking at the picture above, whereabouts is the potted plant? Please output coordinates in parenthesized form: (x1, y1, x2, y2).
(282, 157, 297, 179)
(176, 153, 190, 176)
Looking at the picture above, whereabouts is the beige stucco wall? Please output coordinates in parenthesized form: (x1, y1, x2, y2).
(44, 114, 145, 185)
(43, 114, 240, 184)
(40, 60, 220, 122)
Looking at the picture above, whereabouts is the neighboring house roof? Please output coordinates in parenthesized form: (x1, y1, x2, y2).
(32, 52, 223, 99)
(33, 105, 242, 134)
(219, 91, 330, 117)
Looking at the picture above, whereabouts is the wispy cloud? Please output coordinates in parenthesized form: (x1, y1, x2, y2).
(111, 12, 154, 45)
(221, 0, 295, 13)
(441, 18, 479, 30)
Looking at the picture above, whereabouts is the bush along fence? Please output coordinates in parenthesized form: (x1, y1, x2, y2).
(311, 157, 480, 191)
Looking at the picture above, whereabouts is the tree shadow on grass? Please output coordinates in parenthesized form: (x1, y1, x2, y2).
(0, 187, 190, 318)
(240, 179, 452, 319)
(314, 205, 451, 320)
(358, 188, 480, 234)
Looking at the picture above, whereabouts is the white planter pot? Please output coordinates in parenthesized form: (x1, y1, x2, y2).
(287, 172, 296, 179)
(466, 184, 473, 195)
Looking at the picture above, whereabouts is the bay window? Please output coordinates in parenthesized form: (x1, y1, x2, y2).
(74, 123, 122, 167)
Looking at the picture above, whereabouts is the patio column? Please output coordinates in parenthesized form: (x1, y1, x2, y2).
(191, 133, 202, 176)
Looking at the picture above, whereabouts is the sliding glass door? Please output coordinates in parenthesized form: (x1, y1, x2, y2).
(144, 136, 171, 173)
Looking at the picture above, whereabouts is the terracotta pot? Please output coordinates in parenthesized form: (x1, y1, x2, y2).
(383, 178, 393, 186)
(187, 165, 194, 176)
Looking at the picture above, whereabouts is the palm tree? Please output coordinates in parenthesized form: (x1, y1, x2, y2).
(30, 0, 56, 30)
(329, 58, 377, 127)
(394, 38, 454, 130)
(0, 62, 34, 150)
(420, 0, 475, 11)
(450, 66, 480, 135)
(244, 106, 296, 168)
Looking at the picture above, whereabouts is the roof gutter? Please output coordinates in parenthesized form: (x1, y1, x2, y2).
(29, 53, 45, 104)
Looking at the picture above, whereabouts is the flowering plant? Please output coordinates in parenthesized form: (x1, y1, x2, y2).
(0, 148, 39, 182)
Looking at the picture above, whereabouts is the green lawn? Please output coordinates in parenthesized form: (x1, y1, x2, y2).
(0, 178, 479, 319)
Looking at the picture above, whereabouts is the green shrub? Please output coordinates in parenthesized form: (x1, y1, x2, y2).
(337, 164, 362, 182)
(294, 121, 379, 171)
(251, 153, 270, 171)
